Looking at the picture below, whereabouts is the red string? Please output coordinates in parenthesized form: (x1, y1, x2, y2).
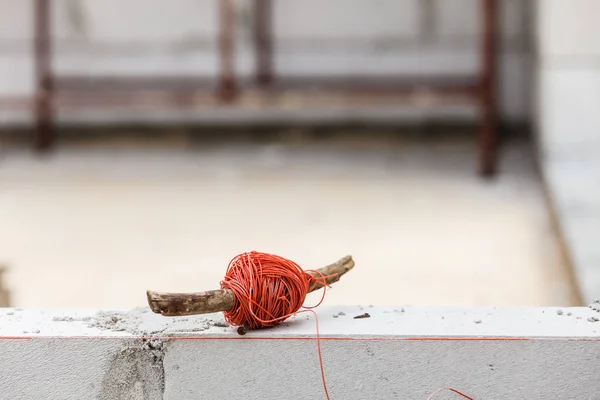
(220, 251, 332, 399)
(220, 251, 329, 328)
(427, 387, 474, 400)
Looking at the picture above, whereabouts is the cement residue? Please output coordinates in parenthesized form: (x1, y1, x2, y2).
(383, 309, 404, 314)
(97, 339, 165, 400)
(86, 307, 232, 336)
(90, 308, 233, 399)
(90, 310, 146, 334)
(52, 316, 92, 322)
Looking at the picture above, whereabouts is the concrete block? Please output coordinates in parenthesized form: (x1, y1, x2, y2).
(77, 0, 218, 42)
(53, 0, 88, 41)
(537, 0, 600, 57)
(538, 66, 600, 154)
(54, 52, 220, 78)
(0, 0, 79, 42)
(578, 267, 600, 305)
(435, 0, 525, 43)
(274, 0, 421, 40)
(0, 307, 599, 399)
(0, 56, 34, 96)
(0, 339, 123, 400)
(0, 0, 33, 41)
(435, 0, 479, 38)
(544, 160, 600, 303)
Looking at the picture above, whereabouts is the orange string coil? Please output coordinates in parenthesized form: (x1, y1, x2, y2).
(220, 251, 328, 329)
(220, 251, 331, 399)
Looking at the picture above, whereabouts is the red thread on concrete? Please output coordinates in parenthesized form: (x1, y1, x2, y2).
(427, 387, 474, 400)
(220, 251, 332, 399)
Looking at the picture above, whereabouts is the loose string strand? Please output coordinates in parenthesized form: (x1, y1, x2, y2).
(427, 387, 474, 400)
(296, 309, 330, 400)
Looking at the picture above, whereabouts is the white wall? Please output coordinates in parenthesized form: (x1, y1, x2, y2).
(536, 0, 600, 158)
(0, 0, 532, 125)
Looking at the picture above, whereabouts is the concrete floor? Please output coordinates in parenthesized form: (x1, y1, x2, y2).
(0, 133, 581, 308)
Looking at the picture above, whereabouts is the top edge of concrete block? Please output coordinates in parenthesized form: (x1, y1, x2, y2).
(1, 306, 599, 339)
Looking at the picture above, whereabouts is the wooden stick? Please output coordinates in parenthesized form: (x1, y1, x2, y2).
(147, 255, 354, 317)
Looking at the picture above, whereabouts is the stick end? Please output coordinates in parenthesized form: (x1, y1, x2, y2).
(146, 290, 163, 314)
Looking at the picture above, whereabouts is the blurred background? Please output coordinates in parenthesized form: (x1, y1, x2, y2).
(0, 1, 595, 309)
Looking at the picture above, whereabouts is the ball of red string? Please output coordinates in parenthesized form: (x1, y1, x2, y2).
(220, 251, 323, 329)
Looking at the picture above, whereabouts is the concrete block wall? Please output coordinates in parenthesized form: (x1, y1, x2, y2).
(536, 0, 600, 158)
(0, 0, 532, 125)
(1, 306, 600, 399)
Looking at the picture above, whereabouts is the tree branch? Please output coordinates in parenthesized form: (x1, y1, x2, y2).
(146, 255, 354, 317)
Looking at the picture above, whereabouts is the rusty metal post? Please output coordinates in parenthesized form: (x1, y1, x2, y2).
(218, 0, 237, 101)
(254, 0, 273, 86)
(478, 0, 498, 176)
(34, 0, 54, 151)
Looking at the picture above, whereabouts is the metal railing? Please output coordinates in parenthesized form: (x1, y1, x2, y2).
(23, 0, 499, 176)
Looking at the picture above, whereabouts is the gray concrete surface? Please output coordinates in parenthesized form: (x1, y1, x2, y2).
(0, 306, 599, 399)
(0, 135, 580, 308)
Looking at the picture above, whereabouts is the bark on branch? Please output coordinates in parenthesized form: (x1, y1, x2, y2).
(147, 255, 354, 317)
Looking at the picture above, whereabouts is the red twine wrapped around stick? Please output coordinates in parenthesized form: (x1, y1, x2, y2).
(220, 251, 328, 329)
